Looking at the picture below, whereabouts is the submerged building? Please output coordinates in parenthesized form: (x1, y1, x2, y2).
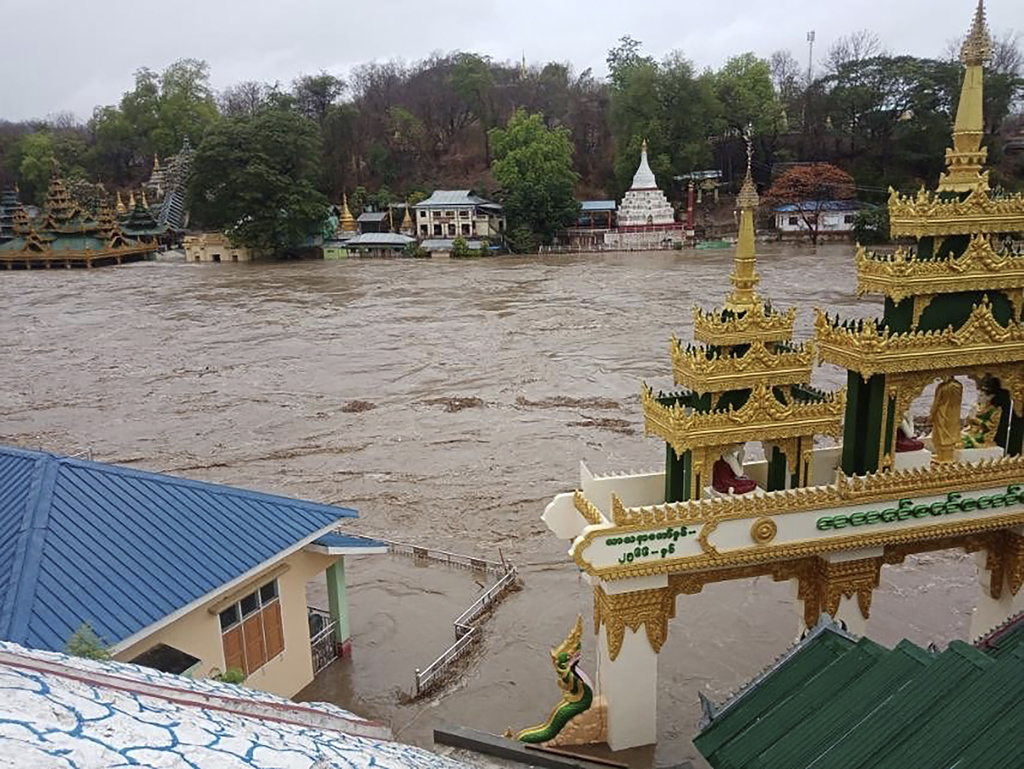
(0, 175, 159, 269)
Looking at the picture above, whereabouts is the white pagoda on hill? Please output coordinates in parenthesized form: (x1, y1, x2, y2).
(605, 140, 681, 249)
(617, 140, 675, 226)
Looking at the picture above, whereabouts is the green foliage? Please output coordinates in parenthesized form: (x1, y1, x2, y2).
(213, 667, 247, 685)
(189, 109, 329, 253)
(14, 133, 56, 204)
(451, 235, 472, 257)
(853, 206, 890, 245)
(506, 225, 537, 254)
(65, 622, 111, 660)
(489, 110, 580, 247)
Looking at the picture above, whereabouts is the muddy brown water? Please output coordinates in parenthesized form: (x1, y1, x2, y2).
(0, 247, 979, 767)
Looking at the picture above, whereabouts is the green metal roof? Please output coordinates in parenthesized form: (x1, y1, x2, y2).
(694, 614, 1024, 769)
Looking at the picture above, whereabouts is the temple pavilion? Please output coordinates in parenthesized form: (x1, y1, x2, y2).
(0, 186, 21, 243)
(538, 1, 1024, 752)
(0, 174, 159, 269)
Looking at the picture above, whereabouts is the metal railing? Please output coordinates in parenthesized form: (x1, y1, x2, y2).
(384, 539, 508, 576)
(308, 607, 339, 675)
(413, 563, 519, 697)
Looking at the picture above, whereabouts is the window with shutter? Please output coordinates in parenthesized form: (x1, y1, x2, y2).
(219, 577, 284, 675)
(263, 601, 285, 659)
(243, 613, 267, 672)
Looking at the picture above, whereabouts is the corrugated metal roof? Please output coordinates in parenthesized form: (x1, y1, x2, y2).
(580, 200, 617, 211)
(773, 200, 870, 213)
(312, 533, 388, 549)
(414, 190, 501, 209)
(694, 614, 1024, 769)
(344, 233, 415, 247)
(0, 444, 357, 653)
(357, 211, 389, 222)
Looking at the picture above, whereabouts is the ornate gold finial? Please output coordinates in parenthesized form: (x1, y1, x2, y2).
(115, 191, 126, 216)
(939, 0, 993, 192)
(641, 138, 648, 153)
(141, 189, 149, 208)
(961, 0, 993, 65)
(725, 123, 761, 313)
(736, 123, 759, 211)
(153, 153, 161, 172)
(128, 190, 136, 209)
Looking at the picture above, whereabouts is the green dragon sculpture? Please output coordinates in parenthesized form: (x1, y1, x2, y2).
(514, 614, 594, 744)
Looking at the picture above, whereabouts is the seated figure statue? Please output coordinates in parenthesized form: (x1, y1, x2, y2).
(712, 444, 758, 495)
(896, 415, 924, 452)
(962, 377, 1003, 449)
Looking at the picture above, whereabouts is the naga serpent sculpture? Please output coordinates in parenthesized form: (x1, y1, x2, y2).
(514, 614, 593, 744)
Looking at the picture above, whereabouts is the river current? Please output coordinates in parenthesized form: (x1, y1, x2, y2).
(0, 246, 978, 767)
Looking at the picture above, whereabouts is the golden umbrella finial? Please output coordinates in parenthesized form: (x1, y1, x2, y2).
(961, 0, 993, 65)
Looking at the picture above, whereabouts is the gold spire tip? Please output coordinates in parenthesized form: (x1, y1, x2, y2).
(961, 0, 992, 65)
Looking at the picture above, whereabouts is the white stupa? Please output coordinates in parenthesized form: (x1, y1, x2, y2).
(616, 140, 676, 226)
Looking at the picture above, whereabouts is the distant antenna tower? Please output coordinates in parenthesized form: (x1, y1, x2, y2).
(806, 30, 816, 83)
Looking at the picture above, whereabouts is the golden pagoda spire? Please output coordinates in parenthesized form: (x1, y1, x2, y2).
(128, 190, 136, 209)
(115, 191, 126, 215)
(401, 206, 413, 233)
(141, 189, 149, 208)
(938, 0, 993, 193)
(339, 192, 357, 232)
(725, 125, 761, 313)
(153, 153, 161, 171)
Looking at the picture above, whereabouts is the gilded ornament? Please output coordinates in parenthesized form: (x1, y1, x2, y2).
(692, 302, 796, 346)
(887, 184, 1024, 239)
(750, 517, 778, 545)
(815, 298, 1024, 378)
(671, 338, 815, 393)
(593, 585, 673, 661)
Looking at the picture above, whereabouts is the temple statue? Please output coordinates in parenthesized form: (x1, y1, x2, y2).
(962, 377, 1003, 448)
(896, 414, 924, 452)
(712, 445, 758, 495)
(930, 378, 964, 462)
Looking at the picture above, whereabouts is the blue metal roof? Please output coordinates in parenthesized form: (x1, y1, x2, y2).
(579, 200, 617, 212)
(312, 533, 389, 550)
(772, 200, 870, 213)
(0, 444, 357, 653)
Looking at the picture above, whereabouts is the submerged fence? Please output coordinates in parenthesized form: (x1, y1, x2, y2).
(375, 539, 519, 697)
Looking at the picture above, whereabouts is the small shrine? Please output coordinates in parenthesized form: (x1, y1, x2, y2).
(122, 198, 168, 244)
(604, 141, 683, 250)
(0, 173, 159, 269)
(536, 1, 1024, 752)
(0, 185, 21, 242)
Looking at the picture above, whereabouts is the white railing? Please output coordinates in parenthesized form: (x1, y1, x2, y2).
(308, 608, 339, 675)
(413, 563, 519, 697)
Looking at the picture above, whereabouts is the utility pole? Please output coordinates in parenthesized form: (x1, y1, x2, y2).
(806, 30, 816, 84)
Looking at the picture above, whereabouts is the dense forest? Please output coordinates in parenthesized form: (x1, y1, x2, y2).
(1, 29, 1021, 215)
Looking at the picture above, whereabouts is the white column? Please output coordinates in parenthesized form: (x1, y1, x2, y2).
(596, 623, 658, 750)
(970, 545, 1024, 640)
(833, 594, 868, 637)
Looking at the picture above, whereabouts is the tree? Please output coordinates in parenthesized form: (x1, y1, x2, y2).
(65, 622, 111, 660)
(763, 163, 855, 245)
(219, 81, 281, 117)
(14, 133, 56, 204)
(826, 30, 885, 75)
(489, 110, 580, 249)
(293, 73, 345, 126)
(189, 109, 329, 254)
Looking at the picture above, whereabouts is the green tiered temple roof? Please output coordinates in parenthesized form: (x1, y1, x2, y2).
(0, 174, 158, 269)
(694, 613, 1024, 768)
(0, 185, 21, 241)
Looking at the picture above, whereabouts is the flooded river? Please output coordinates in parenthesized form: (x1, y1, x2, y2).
(0, 246, 979, 767)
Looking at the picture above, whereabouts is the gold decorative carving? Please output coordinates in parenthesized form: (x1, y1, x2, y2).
(856, 235, 1024, 303)
(593, 586, 673, 661)
(887, 184, 1024, 239)
(1006, 532, 1024, 597)
(815, 298, 1024, 378)
(670, 337, 815, 393)
(642, 382, 844, 456)
(574, 491, 604, 526)
(572, 454, 1024, 580)
(751, 517, 778, 545)
(692, 302, 796, 346)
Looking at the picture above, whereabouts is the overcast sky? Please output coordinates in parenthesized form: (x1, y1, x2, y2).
(2, 0, 1020, 122)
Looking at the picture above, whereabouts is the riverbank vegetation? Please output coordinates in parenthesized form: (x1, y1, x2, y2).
(0, 29, 1020, 247)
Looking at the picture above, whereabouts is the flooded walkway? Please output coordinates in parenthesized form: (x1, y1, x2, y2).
(0, 248, 980, 766)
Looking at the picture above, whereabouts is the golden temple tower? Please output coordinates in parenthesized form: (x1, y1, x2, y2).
(338, 193, 358, 233)
(816, 0, 1024, 475)
(643, 134, 844, 502)
(115, 191, 127, 216)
